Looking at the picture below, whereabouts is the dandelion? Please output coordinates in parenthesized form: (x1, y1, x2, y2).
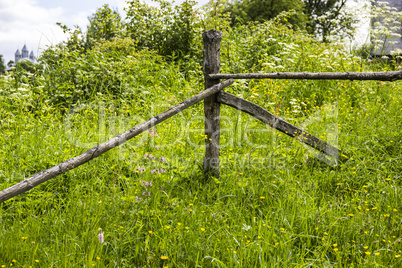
(334, 248, 339, 252)
(348, 214, 354, 217)
(161, 256, 168, 260)
(201, 228, 205, 231)
(98, 228, 104, 244)
(280, 228, 285, 232)
(333, 244, 338, 247)
(148, 231, 153, 234)
(375, 252, 380, 256)
(260, 196, 265, 199)
(365, 252, 371, 255)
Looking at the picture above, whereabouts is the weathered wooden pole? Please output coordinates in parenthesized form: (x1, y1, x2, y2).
(203, 30, 222, 178)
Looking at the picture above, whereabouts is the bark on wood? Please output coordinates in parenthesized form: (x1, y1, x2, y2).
(217, 90, 341, 158)
(0, 79, 234, 204)
(203, 30, 222, 178)
(210, 70, 402, 81)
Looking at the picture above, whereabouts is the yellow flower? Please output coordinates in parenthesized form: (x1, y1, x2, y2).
(348, 214, 354, 217)
(35, 260, 39, 262)
(148, 231, 153, 234)
(201, 228, 205, 231)
(365, 252, 371, 255)
(280, 228, 285, 232)
(333, 244, 338, 247)
(375, 252, 380, 256)
(260, 196, 265, 199)
(161, 256, 168, 260)
(363, 246, 368, 249)
(396, 254, 401, 258)
(334, 248, 339, 252)
(177, 223, 182, 226)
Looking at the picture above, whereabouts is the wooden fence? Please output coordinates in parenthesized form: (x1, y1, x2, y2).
(0, 30, 401, 203)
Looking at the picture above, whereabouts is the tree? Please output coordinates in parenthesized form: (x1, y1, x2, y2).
(0, 55, 5, 73)
(86, 4, 122, 48)
(303, 0, 357, 42)
(222, 0, 306, 28)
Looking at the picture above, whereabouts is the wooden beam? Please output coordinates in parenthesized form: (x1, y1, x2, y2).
(0, 79, 234, 204)
(216, 90, 341, 158)
(203, 30, 222, 178)
(210, 70, 402, 81)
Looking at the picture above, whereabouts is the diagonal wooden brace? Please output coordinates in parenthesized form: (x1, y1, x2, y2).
(217, 90, 342, 159)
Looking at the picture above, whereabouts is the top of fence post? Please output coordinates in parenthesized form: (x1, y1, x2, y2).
(203, 30, 222, 179)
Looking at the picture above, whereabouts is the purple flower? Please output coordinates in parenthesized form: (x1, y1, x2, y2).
(155, 147, 159, 150)
(148, 128, 158, 137)
(98, 228, 104, 244)
(136, 167, 146, 173)
(135, 196, 142, 202)
(151, 169, 156, 174)
(160, 157, 167, 163)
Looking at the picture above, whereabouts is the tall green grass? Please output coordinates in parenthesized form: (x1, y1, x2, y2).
(1, 32, 402, 267)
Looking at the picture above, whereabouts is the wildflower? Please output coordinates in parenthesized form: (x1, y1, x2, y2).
(280, 228, 285, 232)
(135, 167, 146, 173)
(348, 214, 354, 217)
(98, 228, 104, 244)
(334, 248, 339, 252)
(365, 252, 371, 255)
(333, 244, 338, 247)
(375, 252, 380, 256)
(260, 196, 265, 199)
(135, 196, 142, 202)
(177, 223, 182, 226)
(160, 157, 167, 163)
(148, 231, 153, 234)
(396, 255, 401, 258)
(201, 228, 205, 231)
(160, 256, 168, 260)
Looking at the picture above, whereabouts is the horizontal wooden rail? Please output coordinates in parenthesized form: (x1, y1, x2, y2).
(0, 79, 234, 203)
(210, 70, 402, 81)
(217, 90, 341, 158)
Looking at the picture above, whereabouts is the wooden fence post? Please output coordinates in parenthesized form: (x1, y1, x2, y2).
(203, 30, 222, 178)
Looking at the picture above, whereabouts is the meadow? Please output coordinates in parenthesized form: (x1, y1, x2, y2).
(1, 16, 402, 267)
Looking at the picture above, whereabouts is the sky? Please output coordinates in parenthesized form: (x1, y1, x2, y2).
(0, 0, 369, 65)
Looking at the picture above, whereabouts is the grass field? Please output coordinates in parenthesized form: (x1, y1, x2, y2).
(1, 34, 402, 267)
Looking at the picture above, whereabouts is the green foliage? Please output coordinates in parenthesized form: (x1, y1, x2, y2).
(1, 4, 402, 266)
(303, 0, 357, 42)
(39, 37, 192, 107)
(125, 0, 203, 60)
(0, 54, 5, 73)
(86, 4, 123, 49)
(222, 0, 306, 27)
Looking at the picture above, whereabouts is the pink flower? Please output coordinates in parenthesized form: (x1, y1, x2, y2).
(98, 228, 104, 244)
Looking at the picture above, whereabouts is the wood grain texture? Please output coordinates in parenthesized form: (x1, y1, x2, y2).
(210, 70, 402, 81)
(0, 79, 234, 203)
(217, 90, 341, 158)
(203, 30, 222, 178)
